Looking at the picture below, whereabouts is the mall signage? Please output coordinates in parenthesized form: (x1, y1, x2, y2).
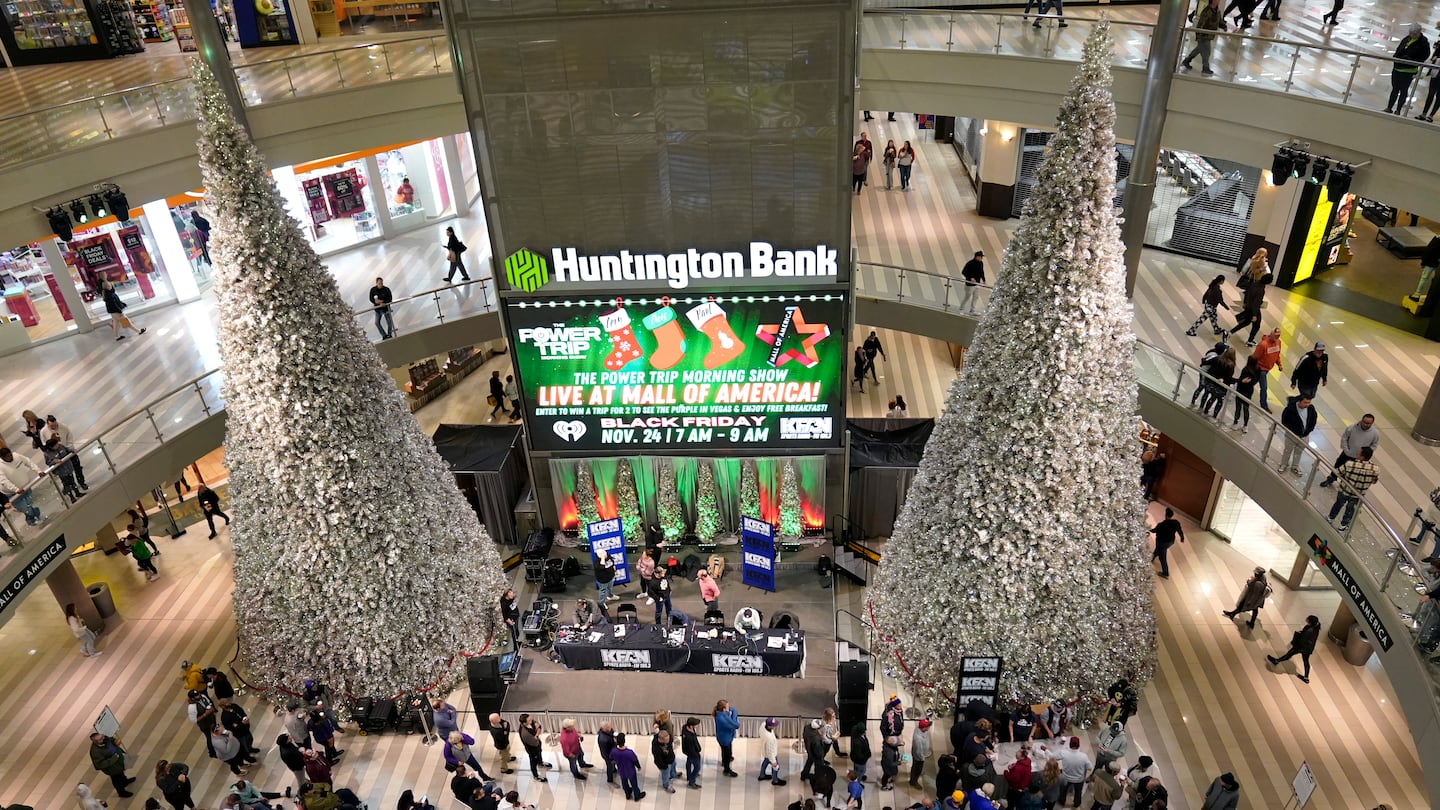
(507, 293, 845, 452)
(740, 515, 776, 592)
(1306, 534, 1393, 651)
(954, 655, 1002, 711)
(503, 243, 840, 293)
(586, 518, 630, 585)
(0, 536, 66, 617)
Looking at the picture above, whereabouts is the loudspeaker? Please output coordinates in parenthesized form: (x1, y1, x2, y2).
(838, 661, 869, 701)
(837, 698, 867, 735)
(468, 656, 502, 697)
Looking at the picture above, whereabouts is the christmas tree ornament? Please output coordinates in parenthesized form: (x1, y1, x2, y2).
(642, 303, 687, 370)
(686, 299, 746, 369)
(599, 305, 645, 371)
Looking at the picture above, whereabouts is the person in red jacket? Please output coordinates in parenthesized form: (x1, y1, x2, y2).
(1250, 328, 1284, 412)
(1004, 746, 1033, 795)
(559, 718, 596, 779)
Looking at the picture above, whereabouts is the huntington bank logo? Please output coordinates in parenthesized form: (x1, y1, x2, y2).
(505, 248, 550, 292)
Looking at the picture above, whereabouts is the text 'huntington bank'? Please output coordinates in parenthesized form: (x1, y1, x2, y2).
(551, 242, 838, 289)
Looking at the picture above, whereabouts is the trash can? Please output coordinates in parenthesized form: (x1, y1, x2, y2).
(88, 582, 116, 619)
(1344, 624, 1374, 666)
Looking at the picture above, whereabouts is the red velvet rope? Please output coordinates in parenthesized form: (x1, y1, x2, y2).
(225, 629, 494, 704)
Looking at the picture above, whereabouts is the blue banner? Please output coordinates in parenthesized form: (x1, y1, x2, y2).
(587, 518, 630, 586)
(740, 515, 776, 592)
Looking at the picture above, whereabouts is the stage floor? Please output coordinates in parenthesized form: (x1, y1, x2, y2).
(502, 556, 840, 720)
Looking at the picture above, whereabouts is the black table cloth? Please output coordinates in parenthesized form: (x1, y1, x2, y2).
(553, 624, 805, 677)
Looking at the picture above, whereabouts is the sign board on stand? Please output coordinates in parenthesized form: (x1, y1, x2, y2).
(94, 705, 121, 738)
(1291, 761, 1317, 808)
(954, 655, 1002, 713)
(740, 515, 776, 591)
(586, 519, 630, 586)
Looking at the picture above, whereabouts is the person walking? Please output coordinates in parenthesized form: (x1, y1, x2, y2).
(1181, 0, 1224, 75)
(369, 277, 395, 340)
(65, 602, 100, 657)
(90, 733, 135, 796)
(1267, 614, 1323, 683)
(1257, 0, 1281, 20)
(849, 722, 872, 783)
(446, 731, 495, 779)
(1223, 566, 1272, 628)
(277, 735, 307, 793)
(1277, 394, 1318, 476)
(1319, 0, 1341, 24)
(1250, 327, 1284, 412)
(1224, 0, 1261, 28)
(698, 569, 722, 613)
(1320, 414, 1381, 487)
(853, 346, 870, 393)
(863, 330, 886, 383)
(1327, 447, 1379, 530)
(594, 550, 617, 603)
(0, 446, 45, 526)
(1385, 23, 1431, 114)
(878, 736, 902, 791)
(908, 718, 932, 788)
(504, 375, 521, 421)
(1200, 772, 1240, 810)
(196, 484, 231, 539)
(714, 699, 740, 777)
(101, 279, 147, 341)
(518, 713, 550, 781)
(681, 717, 703, 789)
(1417, 47, 1440, 121)
(560, 719, 595, 780)
(961, 252, 987, 313)
(801, 718, 827, 782)
(882, 141, 898, 190)
(1290, 342, 1329, 400)
(649, 565, 673, 624)
(612, 733, 646, 801)
(1185, 275, 1230, 337)
(1058, 737, 1089, 808)
(156, 760, 196, 810)
(1191, 343, 1235, 420)
(759, 717, 787, 786)
(131, 530, 160, 581)
(851, 145, 868, 195)
(823, 707, 846, 757)
(652, 729, 678, 793)
(1229, 356, 1260, 432)
(1229, 250, 1274, 349)
(444, 227, 471, 282)
(1148, 507, 1185, 579)
(488, 371, 508, 421)
(897, 142, 916, 191)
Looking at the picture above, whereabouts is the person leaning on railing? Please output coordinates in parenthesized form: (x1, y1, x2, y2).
(0, 446, 45, 526)
(1384, 23, 1431, 115)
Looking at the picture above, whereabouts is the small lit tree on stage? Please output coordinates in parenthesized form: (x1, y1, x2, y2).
(868, 21, 1156, 710)
(191, 60, 506, 699)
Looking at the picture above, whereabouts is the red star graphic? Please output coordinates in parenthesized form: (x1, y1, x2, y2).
(756, 306, 831, 368)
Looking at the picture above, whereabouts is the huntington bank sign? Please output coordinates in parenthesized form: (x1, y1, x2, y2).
(504, 242, 839, 292)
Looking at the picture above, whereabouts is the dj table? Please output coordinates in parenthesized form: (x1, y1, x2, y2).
(553, 624, 805, 677)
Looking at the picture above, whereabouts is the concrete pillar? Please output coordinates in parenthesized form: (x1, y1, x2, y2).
(365, 154, 396, 240)
(1120, 0, 1188, 296)
(38, 238, 94, 332)
(182, 0, 250, 134)
(443, 135, 471, 217)
(46, 559, 106, 634)
(976, 122, 1022, 219)
(1327, 600, 1356, 645)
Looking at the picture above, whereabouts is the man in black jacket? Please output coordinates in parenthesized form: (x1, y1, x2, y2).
(369, 277, 394, 340)
(1290, 342, 1328, 400)
(450, 764, 484, 809)
(1277, 395, 1317, 476)
(196, 484, 230, 539)
(800, 719, 827, 782)
(862, 331, 886, 383)
(1386, 23, 1431, 114)
(960, 251, 986, 313)
(681, 717, 703, 788)
(1267, 614, 1322, 683)
(501, 590, 520, 647)
(598, 722, 618, 784)
(487, 712, 517, 773)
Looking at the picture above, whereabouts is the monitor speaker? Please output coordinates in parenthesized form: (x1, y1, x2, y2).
(837, 698, 867, 734)
(838, 660, 869, 700)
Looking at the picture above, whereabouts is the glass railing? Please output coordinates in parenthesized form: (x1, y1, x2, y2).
(0, 34, 452, 169)
(0, 276, 496, 548)
(860, 10, 1437, 117)
(854, 262, 1437, 678)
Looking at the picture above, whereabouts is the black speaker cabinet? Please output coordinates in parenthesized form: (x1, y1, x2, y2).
(468, 655, 503, 697)
(838, 660, 869, 700)
(838, 698, 867, 735)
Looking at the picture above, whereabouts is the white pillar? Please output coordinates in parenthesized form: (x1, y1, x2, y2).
(142, 200, 202, 304)
(38, 238, 94, 332)
(443, 133, 471, 217)
(365, 154, 396, 239)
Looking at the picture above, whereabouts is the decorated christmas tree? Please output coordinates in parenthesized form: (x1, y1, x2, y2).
(868, 21, 1156, 710)
(191, 60, 506, 699)
(616, 460, 642, 543)
(780, 460, 802, 538)
(696, 461, 720, 541)
(576, 461, 600, 531)
(657, 459, 683, 541)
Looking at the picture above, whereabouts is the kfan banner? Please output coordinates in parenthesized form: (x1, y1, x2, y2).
(740, 515, 776, 592)
(586, 518, 630, 586)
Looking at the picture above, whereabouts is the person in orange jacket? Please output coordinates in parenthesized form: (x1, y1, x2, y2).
(1250, 328, 1284, 412)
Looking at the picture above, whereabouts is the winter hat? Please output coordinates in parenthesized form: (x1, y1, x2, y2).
(765, 717, 778, 729)
(1221, 772, 1238, 789)
(885, 695, 902, 709)
(687, 717, 702, 728)
(811, 719, 823, 729)
(980, 784, 995, 798)
(951, 791, 965, 804)
(1111, 721, 1124, 733)
(918, 719, 932, 729)
(1069, 736, 1081, 749)
(1314, 341, 1326, 350)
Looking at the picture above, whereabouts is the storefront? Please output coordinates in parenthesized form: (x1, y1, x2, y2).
(1209, 480, 1330, 589)
(375, 139, 454, 234)
(275, 155, 382, 255)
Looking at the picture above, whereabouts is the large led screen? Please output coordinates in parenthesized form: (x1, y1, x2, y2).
(508, 293, 847, 453)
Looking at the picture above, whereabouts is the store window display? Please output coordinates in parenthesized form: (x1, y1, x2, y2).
(376, 140, 454, 234)
(0, 244, 78, 344)
(167, 201, 215, 287)
(61, 216, 176, 323)
(287, 159, 380, 254)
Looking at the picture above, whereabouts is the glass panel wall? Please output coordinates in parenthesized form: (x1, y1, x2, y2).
(1210, 479, 1329, 588)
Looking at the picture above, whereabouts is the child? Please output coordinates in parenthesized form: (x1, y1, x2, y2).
(845, 769, 864, 810)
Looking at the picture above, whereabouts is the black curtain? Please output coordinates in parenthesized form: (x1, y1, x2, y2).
(432, 425, 529, 547)
(846, 418, 934, 540)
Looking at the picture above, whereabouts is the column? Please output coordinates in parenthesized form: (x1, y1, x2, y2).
(1238, 171, 1304, 274)
(38, 238, 94, 333)
(365, 155, 396, 240)
(46, 559, 106, 634)
(182, 0, 250, 133)
(1413, 370, 1440, 445)
(976, 122, 1022, 219)
(442, 135, 470, 218)
(1120, 0, 1188, 295)
(142, 200, 203, 303)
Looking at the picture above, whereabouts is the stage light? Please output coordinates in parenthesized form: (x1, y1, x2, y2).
(46, 208, 74, 242)
(89, 194, 108, 220)
(104, 188, 131, 222)
(70, 200, 89, 225)
(1327, 163, 1354, 198)
(1288, 151, 1310, 181)
(1270, 149, 1294, 186)
(1310, 157, 1330, 185)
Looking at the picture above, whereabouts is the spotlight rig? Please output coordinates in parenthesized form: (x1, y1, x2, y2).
(37, 183, 131, 242)
(1270, 142, 1369, 195)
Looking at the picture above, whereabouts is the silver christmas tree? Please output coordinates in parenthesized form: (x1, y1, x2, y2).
(191, 60, 506, 698)
(868, 22, 1156, 709)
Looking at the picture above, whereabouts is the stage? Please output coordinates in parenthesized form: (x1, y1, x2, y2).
(499, 545, 841, 725)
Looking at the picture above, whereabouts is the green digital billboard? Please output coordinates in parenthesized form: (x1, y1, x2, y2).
(507, 293, 847, 453)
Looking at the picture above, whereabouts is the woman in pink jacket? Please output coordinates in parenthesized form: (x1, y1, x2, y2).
(698, 569, 721, 612)
(559, 718, 595, 780)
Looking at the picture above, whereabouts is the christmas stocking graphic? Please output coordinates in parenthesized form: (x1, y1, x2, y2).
(599, 306, 645, 370)
(686, 300, 746, 369)
(642, 305, 687, 370)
